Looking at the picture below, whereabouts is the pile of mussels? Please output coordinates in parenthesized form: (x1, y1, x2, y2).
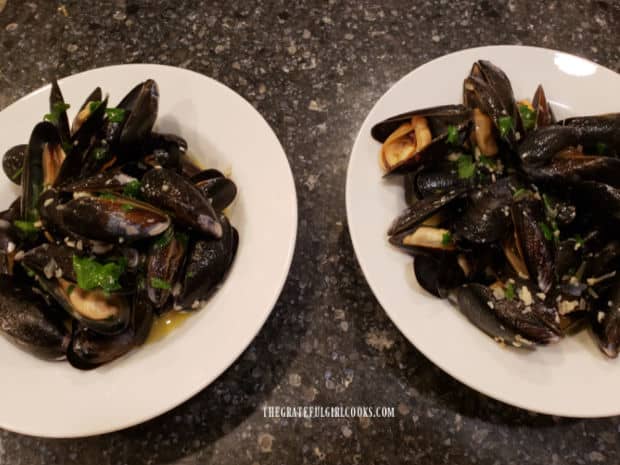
(0, 79, 238, 369)
(373, 60, 620, 357)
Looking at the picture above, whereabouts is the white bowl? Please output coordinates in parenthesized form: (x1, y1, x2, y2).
(0, 64, 297, 437)
(346, 46, 620, 417)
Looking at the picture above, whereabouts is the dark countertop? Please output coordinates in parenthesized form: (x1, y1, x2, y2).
(1, 0, 620, 463)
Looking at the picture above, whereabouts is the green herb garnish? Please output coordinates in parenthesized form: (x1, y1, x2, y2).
(92, 146, 108, 161)
(10, 166, 23, 181)
(67, 284, 75, 296)
(542, 193, 554, 213)
(596, 142, 608, 155)
(121, 203, 134, 212)
(504, 282, 515, 300)
(105, 107, 127, 123)
(72, 255, 126, 293)
(513, 188, 527, 199)
(498, 116, 514, 138)
(457, 155, 475, 179)
(13, 220, 38, 235)
(441, 231, 453, 246)
(88, 100, 102, 112)
(518, 104, 536, 131)
(150, 277, 172, 290)
(122, 180, 141, 199)
(539, 222, 554, 241)
(154, 228, 174, 249)
(446, 125, 459, 145)
(44, 102, 70, 124)
(573, 234, 585, 248)
(99, 193, 117, 201)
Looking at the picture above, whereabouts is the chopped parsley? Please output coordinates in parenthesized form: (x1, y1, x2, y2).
(105, 107, 127, 123)
(446, 125, 460, 145)
(122, 180, 141, 199)
(88, 100, 102, 112)
(539, 222, 554, 241)
(154, 228, 174, 249)
(92, 146, 108, 161)
(573, 234, 585, 248)
(150, 277, 172, 290)
(596, 142, 608, 155)
(121, 203, 134, 212)
(518, 104, 536, 131)
(98, 193, 117, 201)
(498, 116, 514, 138)
(457, 155, 475, 179)
(72, 255, 127, 293)
(504, 282, 515, 300)
(44, 102, 70, 124)
(441, 231, 453, 246)
(513, 188, 527, 199)
(10, 166, 23, 182)
(13, 220, 38, 235)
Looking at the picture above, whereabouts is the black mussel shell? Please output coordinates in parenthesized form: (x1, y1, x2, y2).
(2, 144, 27, 185)
(0, 278, 69, 360)
(146, 227, 187, 309)
(175, 216, 238, 310)
(141, 168, 222, 238)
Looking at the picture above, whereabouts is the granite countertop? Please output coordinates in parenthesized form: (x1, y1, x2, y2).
(1, 0, 620, 463)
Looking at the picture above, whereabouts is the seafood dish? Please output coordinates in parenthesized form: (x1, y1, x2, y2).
(0, 79, 238, 369)
(372, 60, 620, 357)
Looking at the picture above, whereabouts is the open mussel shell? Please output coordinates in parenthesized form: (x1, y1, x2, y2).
(511, 195, 555, 293)
(371, 105, 470, 143)
(388, 188, 464, 236)
(142, 133, 187, 171)
(71, 87, 103, 135)
(589, 275, 620, 358)
(59, 195, 170, 243)
(49, 79, 71, 144)
(67, 290, 154, 370)
(146, 227, 187, 309)
(452, 176, 518, 244)
(390, 225, 455, 255)
(573, 181, 620, 221)
(560, 113, 620, 156)
(464, 60, 524, 147)
(414, 253, 465, 298)
(175, 216, 238, 310)
(532, 84, 555, 130)
(119, 79, 159, 147)
(451, 283, 535, 349)
(21, 243, 77, 282)
(21, 122, 65, 222)
(524, 149, 620, 187)
(2, 144, 27, 185)
(141, 168, 222, 238)
(57, 96, 109, 186)
(195, 176, 238, 212)
(34, 271, 131, 336)
(59, 171, 138, 194)
(0, 219, 17, 276)
(0, 277, 69, 360)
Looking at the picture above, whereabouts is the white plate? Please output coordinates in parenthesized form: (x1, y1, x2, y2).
(346, 46, 620, 417)
(0, 64, 297, 437)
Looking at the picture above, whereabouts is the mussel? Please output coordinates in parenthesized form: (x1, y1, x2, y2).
(0, 278, 69, 360)
(2, 144, 27, 185)
(146, 227, 187, 309)
(371, 105, 471, 175)
(175, 216, 238, 310)
(141, 168, 222, 238)
(59, 195, 170, 243)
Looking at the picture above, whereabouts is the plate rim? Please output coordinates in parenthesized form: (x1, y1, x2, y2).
(345, 45, 620, 418)
(0, 63, 298, 437)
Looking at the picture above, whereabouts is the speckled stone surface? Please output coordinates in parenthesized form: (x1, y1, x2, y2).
(1, 0, 620, 463)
